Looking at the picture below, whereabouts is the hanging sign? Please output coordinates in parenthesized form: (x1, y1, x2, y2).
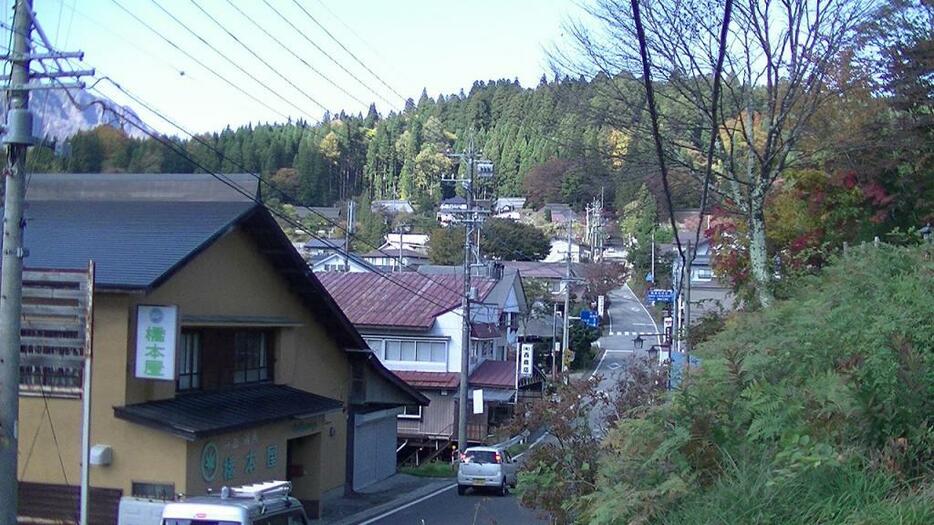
(520, 344, 534, 378)
(135, 305, 178, 380)
(472, 389, 484, 414)
(597, 295, 605, 317)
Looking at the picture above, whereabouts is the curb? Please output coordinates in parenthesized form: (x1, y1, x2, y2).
(326, 479, 455, 525)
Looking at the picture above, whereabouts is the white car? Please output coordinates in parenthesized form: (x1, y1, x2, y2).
(160, 481, 307, 525)
(456, 446, 518, 496)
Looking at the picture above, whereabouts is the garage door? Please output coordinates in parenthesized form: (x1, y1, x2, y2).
(353, 410, 399, 490)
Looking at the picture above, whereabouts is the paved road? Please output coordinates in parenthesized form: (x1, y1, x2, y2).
(360, 482, 549, 525)
(588, 284, 660, 436)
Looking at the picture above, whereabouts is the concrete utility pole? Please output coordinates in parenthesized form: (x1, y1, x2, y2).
(1, 2, 92, 520)
(561, 219, 572, 377)
(445, 138, 492, 453)
(0, 1, 34, 517)
(343, 200, 355, 271)
(684, 240, 692, 369)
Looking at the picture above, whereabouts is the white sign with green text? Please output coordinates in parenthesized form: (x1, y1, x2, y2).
(135, 305, 178, 380)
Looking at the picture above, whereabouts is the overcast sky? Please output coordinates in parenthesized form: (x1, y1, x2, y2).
(11, 0, 584, 134)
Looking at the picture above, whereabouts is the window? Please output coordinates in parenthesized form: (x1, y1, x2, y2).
(377, 339, 446, 363)
(233, 331, 270, 384)
(398, 405, 422, 419)
(693, 268, 713, 282)
(176, 331, 201, 391)
(132, 481, 175, 499)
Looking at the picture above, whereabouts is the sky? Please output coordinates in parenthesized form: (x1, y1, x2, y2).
(11, 0, 585, 135)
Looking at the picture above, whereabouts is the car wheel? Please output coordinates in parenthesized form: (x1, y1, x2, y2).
(499, 480, 508, 497)
(457, 485, 467, 495)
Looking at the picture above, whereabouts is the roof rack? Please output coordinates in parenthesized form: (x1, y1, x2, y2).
(220, 481, 292, 501)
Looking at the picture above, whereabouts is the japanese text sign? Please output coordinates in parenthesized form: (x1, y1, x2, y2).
(520, 344, 534, 378)
(135, 305, 178, 380)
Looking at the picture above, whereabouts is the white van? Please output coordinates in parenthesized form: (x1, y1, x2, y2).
(160, 481, 308, 525)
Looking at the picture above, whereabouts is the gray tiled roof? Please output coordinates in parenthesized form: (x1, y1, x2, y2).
(113, 384, 343, 439)
(21, 200, 254, 289)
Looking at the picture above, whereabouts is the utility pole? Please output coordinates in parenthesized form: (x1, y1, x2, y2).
(561, 219, 572, 378)
(1, 3, 91, 521)
(445, 137, 492, 453)
(684, 240, 692, 369)
(343, 200, 355, 271)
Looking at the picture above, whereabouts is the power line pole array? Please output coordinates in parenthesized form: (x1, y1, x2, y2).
(584, 193, 605, 262)
(444, 138, 492, 453)
(1, 1, 93, 521)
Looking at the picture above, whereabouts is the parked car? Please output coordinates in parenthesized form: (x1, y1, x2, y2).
(160, 481, 307, 525)
(456, 446, 518, 496)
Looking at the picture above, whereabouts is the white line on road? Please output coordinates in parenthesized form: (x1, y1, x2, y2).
(604, 349, 635, 353)
(514, 432, 549, 460)
(358, 483, 457, 524)
(625, 283, 661, 344)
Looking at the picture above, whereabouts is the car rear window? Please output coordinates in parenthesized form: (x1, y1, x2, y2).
(463, 450, 500, 464)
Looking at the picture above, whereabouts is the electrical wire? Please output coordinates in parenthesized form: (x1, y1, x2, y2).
(223, 0, 369, 110)
(261, 0, 399, 111)
(108, 0, 292, 121)
(290, 0, 406, 103)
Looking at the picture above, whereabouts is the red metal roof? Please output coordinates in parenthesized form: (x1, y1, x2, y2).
(393, 371, 460, 390)
(470, 322, 502, 339)
(316, 272, 496, 330)
(469, 359, 518, 389)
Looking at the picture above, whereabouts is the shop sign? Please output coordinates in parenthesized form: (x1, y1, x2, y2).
(201, 439, 280, 483)
(135, 305, 178, 380)
(519, 344, 534, 377)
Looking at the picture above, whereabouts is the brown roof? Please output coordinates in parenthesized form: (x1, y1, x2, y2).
(394, 371, 460, 389)
(502, 261, 571, 280)
(316, 272, 496, 330)
(469, 359, 517, 389)
(470, 322, 502, 339)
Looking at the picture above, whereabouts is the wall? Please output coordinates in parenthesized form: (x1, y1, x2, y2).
(397, 391, 455, 439)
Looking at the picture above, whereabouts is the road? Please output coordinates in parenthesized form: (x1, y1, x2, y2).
(360, 482, 549, 525)
(588, 284, 660, 436)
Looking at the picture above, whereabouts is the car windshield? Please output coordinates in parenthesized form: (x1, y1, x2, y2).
(463, 450, 499, 464)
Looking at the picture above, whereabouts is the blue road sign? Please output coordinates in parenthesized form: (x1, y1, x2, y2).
(647, 289, 674, 302)
(579, 309, 600, 328)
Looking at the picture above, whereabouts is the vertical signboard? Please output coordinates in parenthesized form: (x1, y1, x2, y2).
(135, 305, 178, 380)
(472, 389, 484, 414)
(597, 295, 605, 317)
(520, 343, 534, 377)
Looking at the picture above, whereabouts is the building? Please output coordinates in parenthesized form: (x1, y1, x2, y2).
(501, 260, 582, 296)
(380, 233, 430, 254)
(545, 237, 586, 263)
(11, 173, 426, 522)
(542, 203, 577, 224)
(437, 195, 467, 226)
(371, 199, 414, 217)
(360, 247, 430, 272)
(300, 237, 346, 259)
(316, 271, 537, 459)
(308, 251, 379, 273)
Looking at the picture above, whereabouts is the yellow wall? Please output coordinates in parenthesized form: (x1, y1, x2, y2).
(18, 228, 352, 499)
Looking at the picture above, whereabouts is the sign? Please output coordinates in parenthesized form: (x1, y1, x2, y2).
(519, 344, 534, 378)
(135, 305, 178, 380)
(646, 272, 654, 283)
(579, 309, 599, 328)
(472, 389, 484, 414)
(201, 442, 219, 482)
(597, 295, 605, 317)
(647, 289, 674, 303)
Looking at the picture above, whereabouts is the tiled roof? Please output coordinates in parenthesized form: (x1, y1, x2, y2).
(393, 371, 460, 390)
(316, 272, 496, 330)
(469, 359, 517, 389)
(113, 384, 343, 440)
(501, 261, 568, 280)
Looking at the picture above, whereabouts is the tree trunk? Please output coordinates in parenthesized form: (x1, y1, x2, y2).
(747, 189, 773, 308)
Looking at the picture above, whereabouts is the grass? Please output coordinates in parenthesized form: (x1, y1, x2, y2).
(400, 461, 456, 478)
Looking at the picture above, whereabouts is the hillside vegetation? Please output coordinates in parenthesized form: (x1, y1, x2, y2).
(575, 245, 932, 524)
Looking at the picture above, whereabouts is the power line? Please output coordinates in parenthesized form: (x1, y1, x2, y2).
(290, 0, 406, 103)
(107, 0, 291, 121)
(224, 0, 369, 110)
(187, 0, 330, 115)
(262, 0, 399, 111)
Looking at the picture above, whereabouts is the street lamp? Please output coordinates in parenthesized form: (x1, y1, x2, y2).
(633, 334, 645, 350)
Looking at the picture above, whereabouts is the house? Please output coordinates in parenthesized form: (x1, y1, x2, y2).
(437, 195, 468, 226)
(544, 237, 585, 263)
(294, 206, 341, 223)
(542, 203, 577, 224)
(381, 232, 430, 254)
(301, 237, 346, 258)
(317, 271, 536, 458)
(11, 173, 426, 522)
(309, 251, 379, 273)
(371, 199, 414, 217)
(494, 197, 526, 214)
(360, 247, 430, 272)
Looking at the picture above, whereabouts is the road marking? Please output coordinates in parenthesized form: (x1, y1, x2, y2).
(633, 322, 653, 326)
(514, 432, 549, 460)
(624, 283, 661, 344)
(608, 363, 621, 370)
(604, 349, 634, 353)
(358, 483, 457, 524)
(590, 347, 609, 378)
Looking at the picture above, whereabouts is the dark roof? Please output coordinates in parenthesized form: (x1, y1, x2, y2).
(361, 248, 428, 259)
(304, 238, 345, 249)
(25, 173, 258, 202)
(501, 261, 571, 280)
(470, 322, 502, 339)
(440, 196, 467, 205)
(393, 371, 460, 390)
(21, 200, 254, 289)
(316, 272, 496, 330)
(469, 359, 517, 389)
(113, 384, 343, 440)
(12, 173, 367, 350)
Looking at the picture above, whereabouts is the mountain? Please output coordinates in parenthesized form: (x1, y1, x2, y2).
(5, 88, 155, 142)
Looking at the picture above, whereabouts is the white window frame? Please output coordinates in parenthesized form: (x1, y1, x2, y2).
(363, 337, 448, 364)
(692, 268, 713, 282)
(398, 405, 423, 420)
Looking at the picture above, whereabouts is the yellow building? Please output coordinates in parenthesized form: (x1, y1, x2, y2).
(14, 174, 426, 523)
